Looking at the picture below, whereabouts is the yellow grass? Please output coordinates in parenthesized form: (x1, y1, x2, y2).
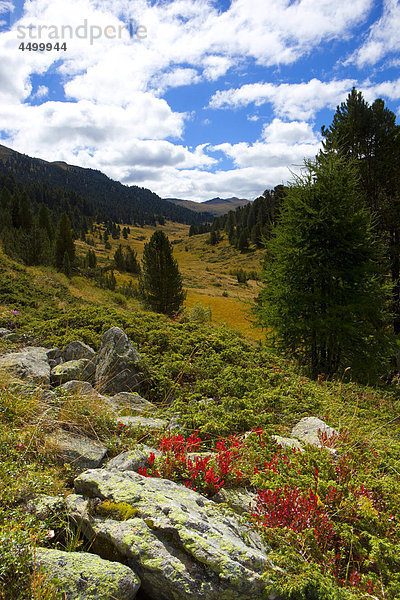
(75, 222, 266, 341)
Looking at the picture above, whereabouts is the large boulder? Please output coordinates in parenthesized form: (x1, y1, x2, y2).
(62, 341, 96, 362)
(51, 359, 95, 385)
(45, 430, 107, 469)
(95, 328, 141, 395)
(34, 548, 140, 600)
(291, 417, 338, 447)
(0, 347, 50, 384)
(66, 469, 276, 600)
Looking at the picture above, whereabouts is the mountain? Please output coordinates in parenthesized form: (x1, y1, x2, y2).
(0, 144, 212, 226)
(166, 196, 251, 216)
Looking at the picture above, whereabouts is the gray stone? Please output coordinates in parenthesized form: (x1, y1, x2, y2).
(46, 430, 107, 469)
(291, 417, 338, 447)
(47, 348, 62, 368)
(211, 487, 257, 514)
(34, 547, 140, 600)
(95, 327, 141, 395)
(27, 494, 65, 520)
(62, 341, 96, 362)
(112, 392, 156, 413)
(0, 347, 50, 384)
(51, 359, 96, 385)
(61, 380, 97, 396)
(272, 435, 304, 451)
(66, 469, 276, 600)
(116, 415, 168, 430)
(106, 445, 161, 472)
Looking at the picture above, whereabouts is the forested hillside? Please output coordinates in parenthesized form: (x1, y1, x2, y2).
(0, 145, 212, 226)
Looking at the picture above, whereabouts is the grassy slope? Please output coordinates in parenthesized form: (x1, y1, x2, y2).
(1, 250, 400, 599)
(78, 222, 264, 340)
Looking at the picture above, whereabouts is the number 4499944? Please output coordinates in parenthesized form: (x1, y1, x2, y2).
(19, 42, 67, 51)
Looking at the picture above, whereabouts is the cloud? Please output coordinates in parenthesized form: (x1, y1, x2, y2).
(31, 85, 49, 99)
(211, 118, 320, 170)
(0, 0, 396, 202)
(0, 1, 13, 15)
(210, 78, 355, 120)
(349, 0, 400, 67)
(210, 77, 400, 120)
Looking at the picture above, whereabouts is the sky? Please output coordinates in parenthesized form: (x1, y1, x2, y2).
(0, 0, 399, 202)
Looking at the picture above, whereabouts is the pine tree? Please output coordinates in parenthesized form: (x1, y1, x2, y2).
(62, 251, 71, 277)
(55, 213, 75, 270)
(139, 230, 186, 315)
(257, 153, 392, 381)
(125, 247, 140, 274)
(114, 245, 125, 271)
(322, 88, 400, 332)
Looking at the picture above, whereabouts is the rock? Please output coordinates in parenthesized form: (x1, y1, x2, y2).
(51, 359, 96, 386)
(106, 445, 161, 472)
(112, 392, 156, 413)
(62, 341, 96, 363)
(66, 469, 276, 600)
(27, 494, 65, 520)
(95, 327, 141, 395)
(0, 328, 12, 338)
(211, 488, 257, 514)
(291, 417, 338, 447)
(46, 348, 62, 368)
(61, 380, 98, 396)
(45, 430, 107, 469)
(272, 435, 304, 451)
(0, 347, 50, 384)
(116, 415, 168, 431)
(34, 548, 140, 600)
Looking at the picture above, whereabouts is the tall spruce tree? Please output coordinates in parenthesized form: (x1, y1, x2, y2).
(322, 88, 400, 332)
(55, 213, 75, 271)
(139, 230, 186, 315)
(257, 153, 392, 381)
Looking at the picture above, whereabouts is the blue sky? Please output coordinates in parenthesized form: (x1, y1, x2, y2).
(0, 0, 399, 201)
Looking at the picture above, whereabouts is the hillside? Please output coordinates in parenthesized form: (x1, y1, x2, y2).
(1, 250, 400, 600)
(166, 196, 251, 216)
(74, 221, 265, 340)
(0, 144, 212, 226)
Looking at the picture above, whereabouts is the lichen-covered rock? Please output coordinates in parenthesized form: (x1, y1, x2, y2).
(95, 327, 141, 395)
(51, 359, 96, 385)
(0, 327, 12, 338)
(0, 347, 50, 384)
(34, 548, 140, 600)
(291, 417, 338, 447)
(272, 435, 304, 451)
(46, 430, 107, 469)
(62, 341, 96, 362)
(60, 380, 97, 396)
(105, 445, 161, 472)
(66, 469, 277, 600)
(112, 392, 156, 413)
(27, 494, 65, 520)
(211, 487, 257, 515)
(116, 415, 168, 430)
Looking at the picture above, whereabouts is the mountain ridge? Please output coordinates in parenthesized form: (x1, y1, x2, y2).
(0, 144, 212, 226)
(165, 196, 251, 216)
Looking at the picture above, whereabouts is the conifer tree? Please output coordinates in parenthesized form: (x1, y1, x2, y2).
(139, 230, 186, 315)
(55, 213, 75, 270)
(257, 153, 392, 381)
